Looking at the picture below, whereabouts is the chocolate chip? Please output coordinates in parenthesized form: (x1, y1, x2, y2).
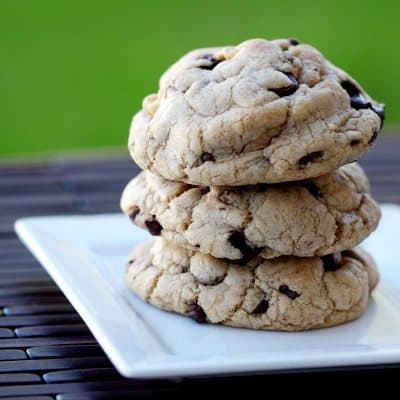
(284, 54, 295, 63)
(202, 275, 225, 286)
(198, 274, 225, 286)
(182, 265, 189, 273)
(372, 104, 385, 127)
(350, 139, 361, 146)
(188, 305, 207, 323)
(199, 186, 210, 194)
(270, 72, 298, 97)
(212, 276, 225, 285)
(279, 285, 300, 299)
(218, 189, 233, 205)
(341, 81, 385, 126)
(252, 299, 269, 314)
(368, 131, 378, 144)
(200, 152, 215, 162)
(199, 54, 223, 70)
(303, 181, 322, 197)
(144, 215, 163, 236)
(351, 94, 370, 110)
(322, 253, 343, 271)
(341, 80, 360, 97)
(288, 38, 299, 45)
(128, 206, 140, 222)
(298, 151, 323, 166)
(228, 231, 262, 264)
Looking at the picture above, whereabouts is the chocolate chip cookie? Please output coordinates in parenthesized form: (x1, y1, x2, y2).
(126, 238, 378, 331)
(121, 163, 380, 261)
(128, 38, 384, 186)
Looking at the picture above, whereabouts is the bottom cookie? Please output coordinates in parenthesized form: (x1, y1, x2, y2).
(125, 238, 378, 331)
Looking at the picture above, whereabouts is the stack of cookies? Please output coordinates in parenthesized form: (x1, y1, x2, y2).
(121, 38, 384, 331)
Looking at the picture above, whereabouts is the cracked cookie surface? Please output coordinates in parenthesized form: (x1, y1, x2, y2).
(125, 238, 378, 331)
(121, 163, 381, 261)
(128, 38, 384, 186)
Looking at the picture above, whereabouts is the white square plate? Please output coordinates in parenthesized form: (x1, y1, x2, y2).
(15, 205, 400, 378)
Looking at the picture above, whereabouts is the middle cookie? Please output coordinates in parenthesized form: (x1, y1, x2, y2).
(121, 163, 380, 262)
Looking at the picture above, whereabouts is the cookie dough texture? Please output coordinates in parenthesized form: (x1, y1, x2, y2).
(121, 163, 381, 260)
(128, 38, 384, 186)
(126, 239, 378, 331)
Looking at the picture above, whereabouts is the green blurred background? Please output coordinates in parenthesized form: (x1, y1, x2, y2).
(1, 0, 398, 157)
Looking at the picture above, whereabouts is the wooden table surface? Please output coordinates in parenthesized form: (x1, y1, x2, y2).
(0, 135, 399, 398)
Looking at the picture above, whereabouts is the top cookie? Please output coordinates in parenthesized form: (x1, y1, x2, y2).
(129, 38, 384, 186)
